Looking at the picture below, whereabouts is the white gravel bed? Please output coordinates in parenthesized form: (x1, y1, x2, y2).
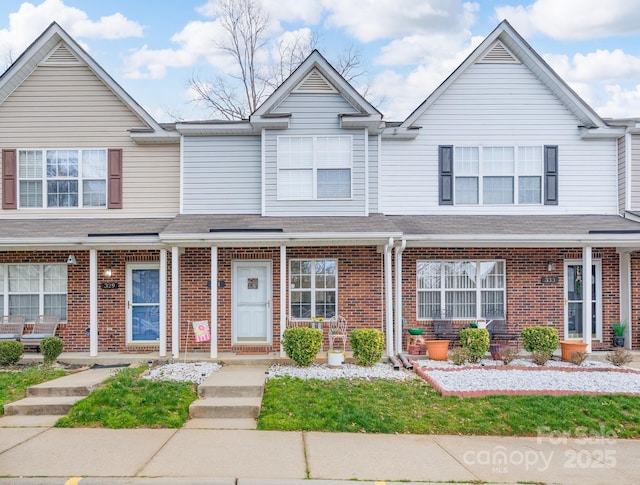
(423, 367, 640, 394)
(266, 363, 416, 381)
(415, 358, 622, 369)
(144, 362, 222, 384)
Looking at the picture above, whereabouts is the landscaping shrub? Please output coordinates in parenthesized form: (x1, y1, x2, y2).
(531, 351, 551, 366)
(282, 327, 322, 367)
(521, 326, 559, 355)
(40, 336, 64, 365)
(606, 349, 633, 367)
(459, 328, 489, 363)
(349, 328, 384, 366)
(449, 347, 469, 366)
(570, 350, 588, 366)
(0, 340, 24, 366)
(500, 346, 519, 365)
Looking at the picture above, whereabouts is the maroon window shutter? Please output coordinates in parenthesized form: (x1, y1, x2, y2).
(2, 149, 17, 209)
(108, 148, 123, 209)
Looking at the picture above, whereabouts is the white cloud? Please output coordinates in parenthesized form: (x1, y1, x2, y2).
(596, 85, 640, 118)
(495, 0, 640, 40)
(197, 0, 324, 24)
(0, 0, 141, 68)
(549, 50, 640, 84)
(322, 0, 476, 43)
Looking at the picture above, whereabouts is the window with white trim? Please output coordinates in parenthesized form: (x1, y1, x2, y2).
(18, 149, 107, 208)
(1, 264, 67, 321)
(453, 146, 542, 205)
(277, 136, 351, 200)
(289, 259, 337, 319)
(417, 260, 505, 319)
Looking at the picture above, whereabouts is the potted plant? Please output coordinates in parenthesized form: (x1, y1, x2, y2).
(612, 321, 627, 348)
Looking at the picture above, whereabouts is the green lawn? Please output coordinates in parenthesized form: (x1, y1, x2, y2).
(0, 365, 67, 415)
(55, 367, 198, 429)
(257, 376, 640, 438)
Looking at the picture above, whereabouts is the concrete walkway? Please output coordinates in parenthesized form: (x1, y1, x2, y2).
(1, 362, 640, 483)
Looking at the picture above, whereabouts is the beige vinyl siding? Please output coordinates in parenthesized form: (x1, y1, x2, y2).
(265, 92, 367, 216)
(381, 63, 618, 215)
(0, 65, 179, 218)
(631, 134, 640, 211)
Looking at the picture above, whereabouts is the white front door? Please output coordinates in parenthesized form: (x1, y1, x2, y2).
(126, 263, 160, 344)
(233, 261, 272, 345)
(564, 260, 602, 341)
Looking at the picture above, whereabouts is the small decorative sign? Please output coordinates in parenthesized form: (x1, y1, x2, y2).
(248, 278, 258, 289)
(101, 282, 119, 289)
(540, 276, 559, 284)
(192, 320, 211, 343)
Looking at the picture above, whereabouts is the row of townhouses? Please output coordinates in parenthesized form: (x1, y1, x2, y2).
(1, 21, 639, 359)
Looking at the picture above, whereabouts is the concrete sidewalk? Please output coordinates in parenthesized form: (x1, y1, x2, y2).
(0, 424, 639, 484)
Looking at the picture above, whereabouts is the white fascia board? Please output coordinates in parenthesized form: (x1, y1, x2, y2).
(175, 122, 256, 135)
(161, 232, 402, 247)
(0, 236, 163, 250)
(579, 126, 626, 139)
(339, 115, 383, 133)
(129, 131, 180, 144)
(381, 126, 420, 139)
(404, 233, 640, 248)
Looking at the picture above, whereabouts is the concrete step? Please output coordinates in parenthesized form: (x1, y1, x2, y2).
(189, 397, 262, 419)
(198, 384, 264, 398)
(4, 396, 84, 416)
(183, 417, 258, 429)
(27, 367, 116, 397)
(198, 365, 267, 398)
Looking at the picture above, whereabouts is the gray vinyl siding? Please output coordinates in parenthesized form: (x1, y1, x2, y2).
(631, 134, 640, 211)
(381, 63, 618, 215)
(0, 65, 179, 218)
(182, 135, 261, 214)
(618, 137, 626, 214)
(264, 93, 367, 216)
(368, 134, 379, 213)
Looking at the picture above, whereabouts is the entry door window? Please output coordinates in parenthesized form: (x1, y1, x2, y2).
(128, 264, 160, 343)
(565, 261, 601, 340)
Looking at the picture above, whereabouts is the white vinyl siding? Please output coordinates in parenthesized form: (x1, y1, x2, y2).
(381, 63, 618, 215)
(182, 135, 261, 214)
(277, 135, 352, 200)
(0, 64, 179, 218)
(630, 134, 640, 211)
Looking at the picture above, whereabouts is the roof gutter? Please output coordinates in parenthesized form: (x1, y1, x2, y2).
(403, 233, 640, 248)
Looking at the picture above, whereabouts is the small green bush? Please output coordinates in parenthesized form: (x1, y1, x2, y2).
(459, 328, 490, 363)
(521, 326, 559, 354)
(40, 336, 64, 365)
(349, 328, 384, 366)
(282, 327, 322, 367)
(0, 340, 24, 366)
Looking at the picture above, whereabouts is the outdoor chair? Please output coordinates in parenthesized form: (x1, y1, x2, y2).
(20, 315, 60, 350)
(328, 315, 348, 352)
(485, 310, 518, 345)
(0, 315, 26, 341)
(432, 310, 458, 341)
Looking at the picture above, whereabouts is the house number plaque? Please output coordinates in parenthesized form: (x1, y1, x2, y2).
(101, 282, 119, 289)
(540, 276, 559, 284)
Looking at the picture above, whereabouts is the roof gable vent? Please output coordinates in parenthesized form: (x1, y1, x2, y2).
(477, 41, 520, 64)
(41, 42, 81, 66)
(293, 68, 337, 93)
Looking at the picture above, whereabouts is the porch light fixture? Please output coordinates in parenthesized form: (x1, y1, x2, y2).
(66, 254, 77, 265)
(547, 262, 556, 271)
(103, 267, 113, 278)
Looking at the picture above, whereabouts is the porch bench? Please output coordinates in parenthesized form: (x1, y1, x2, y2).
(487, 319, 519, 346)
(20, 315, 59, 350)
(0, 315, 26, 341)
(433, 320, 459, 341)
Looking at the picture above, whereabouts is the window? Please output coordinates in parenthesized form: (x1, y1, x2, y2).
(289, 259, 337, 319)
(18, 149, 107, 208)
(417, 260, 505, 320)
(1, 264, 67, 321)
(452, 146, 543, 205)
(278, 136, 351, 200)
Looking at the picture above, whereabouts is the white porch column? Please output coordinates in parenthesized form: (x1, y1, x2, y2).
(384, 238, 394, 357)
(583, 246, 593, 352)
(210, 246, 218, 359)
(619, 250, 632, 349)
(89, 249, 98, 357)
(171, 246, 180, 359)
(394, 240, 406, 355)
(280, 245, 287, 357)
(159, 249, 167, 357)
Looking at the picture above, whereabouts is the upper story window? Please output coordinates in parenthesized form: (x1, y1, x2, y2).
(439, 145, 558, 206)
(277, 136, 351, 200)
(18, 149, 107, 208)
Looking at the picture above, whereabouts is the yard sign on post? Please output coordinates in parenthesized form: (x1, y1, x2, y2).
(193, 321, 211, 342)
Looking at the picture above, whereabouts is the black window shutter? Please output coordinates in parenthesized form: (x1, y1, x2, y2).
(544, 145, 558, 205)
(439, 145, 453, 205)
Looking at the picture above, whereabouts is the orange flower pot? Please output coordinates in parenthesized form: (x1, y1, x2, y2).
(426, 340, 450, 361)
(559, 340, 588, 362)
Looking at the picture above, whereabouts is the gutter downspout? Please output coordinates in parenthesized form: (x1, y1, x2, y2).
(384, 237, 394, 358)
(394, 239, 406, 355)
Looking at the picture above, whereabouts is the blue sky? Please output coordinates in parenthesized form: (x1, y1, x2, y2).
(0, 0, 639, 122)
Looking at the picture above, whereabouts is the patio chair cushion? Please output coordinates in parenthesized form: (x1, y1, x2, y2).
(0, 333, 21, 340)
(21, 333, 52, 340)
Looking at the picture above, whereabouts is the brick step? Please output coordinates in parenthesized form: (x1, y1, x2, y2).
(189, 397, 262, 419)
(4, 396, 84, 416)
